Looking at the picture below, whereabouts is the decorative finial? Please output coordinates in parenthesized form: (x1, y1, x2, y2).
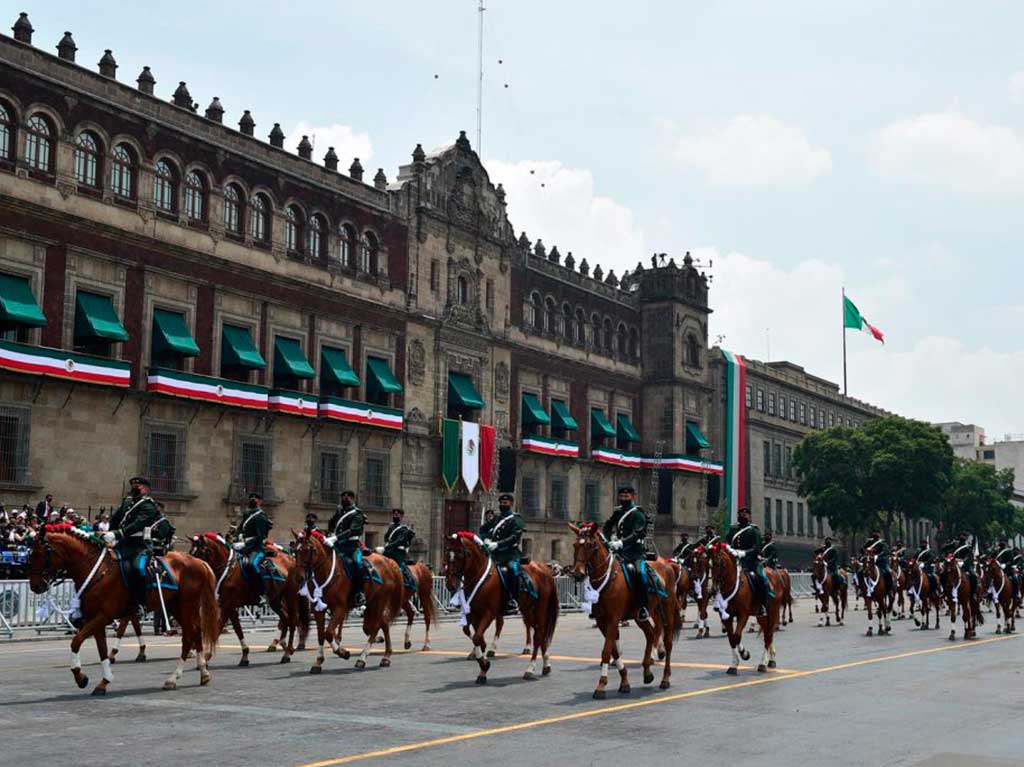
(57, 32, 77, 62)
(238, 110, 255, 136)
(323, 147, 339, 171)
(12, 12, 33, 44)
(204, 97, 224, 123)
(268, 123, 285, 148)
(412, 143, 426, 163)
(172, 81, 192, 108)
(98, 49, 117, 79)
(349, 157, 364, 181)
(455, 130, 472, 151)
(137, 66, 155, 95)
(297, 135, 313, 160)
(374, 168, 388, 190)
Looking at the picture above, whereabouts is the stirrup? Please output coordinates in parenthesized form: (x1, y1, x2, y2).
(637, 607, 650, 621)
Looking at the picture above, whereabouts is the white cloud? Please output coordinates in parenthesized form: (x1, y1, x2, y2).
(665, 115, 833, 188)
(486, 158, 646, 271)
(869, 112, 1024, 197)
(1011, 71, 1024, 103)
(285, 122, 373, 173)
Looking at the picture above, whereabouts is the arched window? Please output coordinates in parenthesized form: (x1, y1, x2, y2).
(0, 102, 13, 161)
(575, 308, 586, 344)
(109, 143, 136, 199)
(457, 275, 469, 305)
(685, 333, 700, 367)
(73, 131, 102, 188)
(544, 297, 557, 334)
(590, 313, 600, 346)
(223, 183, 244, 235)
(184, 171, 207, 222)
(25, 114, 54, 172)
(285, 205, 304, 253)
(250, 193, 270, 243)
(359, 232, 380, 275)
(603, 318, 613, 352)
(153, 159, 178, 213)
(529, 291, 543, 330)
(617, 323, 628, 356)
(562, 303, 574, 340)
(629, 328, 640, 359)
(338, 224, 355, 267)
(307, 214, 326, 259)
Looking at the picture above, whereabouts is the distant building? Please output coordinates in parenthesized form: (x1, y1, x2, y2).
(935, 422, 987, 460)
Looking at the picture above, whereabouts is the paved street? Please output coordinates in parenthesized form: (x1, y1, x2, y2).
(0, 600, 1021, 767)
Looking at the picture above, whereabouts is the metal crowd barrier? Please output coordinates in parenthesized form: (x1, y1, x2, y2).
(789, 572, 815, 598)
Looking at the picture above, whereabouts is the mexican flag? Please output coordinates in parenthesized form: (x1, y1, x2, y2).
(843, 295, 884, 344)
(441, 419, 494, 493)
(461, 421, 481, 492)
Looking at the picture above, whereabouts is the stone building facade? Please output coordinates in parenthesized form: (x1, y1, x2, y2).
(0, 17, 724, 567)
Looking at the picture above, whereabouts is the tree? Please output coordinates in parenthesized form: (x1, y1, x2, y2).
(943, 459, 1016, 549)
(793, 425, 873, 539)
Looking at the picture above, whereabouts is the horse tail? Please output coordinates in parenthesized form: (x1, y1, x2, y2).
(197, 561, 220, 659)
(542, 571, 560, 650)
(416, 564, 437, 629)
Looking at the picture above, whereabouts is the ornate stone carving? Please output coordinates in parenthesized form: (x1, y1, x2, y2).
(494, 361, 509, 403)
(408, 339, 425, 385)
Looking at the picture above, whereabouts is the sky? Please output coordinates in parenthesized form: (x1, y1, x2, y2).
(25, 1, 1024, 439)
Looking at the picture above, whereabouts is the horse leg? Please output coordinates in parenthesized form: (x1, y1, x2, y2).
(68, 614, 108, 690)
(725, 619, 741, 675)
(486, 616, 502, 659)
(378, 621, 394, 669)
(594, 626, 615, 699)
(109, 618, 126, 664)
(329, 613, 351, 660)
(164, 642, 188, 690)
(524, 627, 541, 681)
(231, 612, 250, 667)
(90, 625, 113, 696)
(403, 599, 414, 651)
(310, 609, 326, 674)
(866, 598, 874, 637)
(472, 625, 492, 684)
(192, 616, 212, 687)
(267, 617, 282, 652)
(523, 623, 532, 656)
(615, 638, 633, 693)
(131, 613, 147, 661)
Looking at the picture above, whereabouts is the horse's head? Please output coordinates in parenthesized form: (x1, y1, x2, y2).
(291, 528, 326, 581)
(27, 524, 77, 594)
(189, 532, 227, 566)
(812, 555, 825, 579)
(689, 545, 708, 577)
(707, 541, 734, 583)
(444, 532, 481, 591)
(568, 522, 604, 582)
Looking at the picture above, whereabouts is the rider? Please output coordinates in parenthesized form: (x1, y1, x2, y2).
(483, 493, 527, 610)
(325, 490, 369, 607)
(993, 536, 1018, 596)
(602, 486, 651, 620)
(232, 492, 272, 594)
(671, 531, 693, 562)
(951, 532, 979, 595)
(699, 525, 721, 549)
(726, 506, 772, 616)
(102, 476, 161, 604)
(864, 530, 893, 593)
(892, 539, 908, 569)
(478, 508, 497, 540)
(916, 537, 940, 595)
(760, 530, 779, 570)
(377, 508, 416, 591)
(303, 512, 319, 536)
(151, 501, 175, 557)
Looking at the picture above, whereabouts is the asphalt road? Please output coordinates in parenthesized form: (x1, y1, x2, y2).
(1, 600, 1022, 767)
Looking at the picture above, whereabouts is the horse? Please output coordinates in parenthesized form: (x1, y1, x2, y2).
(775, 567, 794, 626)
(445, 531, 559, 683)
(851, 555, 892, 636)
(811, 555, 847, 627)
(399, 561, 437, 651)
(291, 531, 404, 672)
(27, 524, 219, 694)
(668, 554, 691, 626)
(687, 545, 712, 638)
(708, 543, 781, 674)
(940, 555, 983, 641)
(189, 533, 308, 666)
(569, 522, 678, 698)
(890, 553, 908, 620)
(109, 612, 147, 663)
(982, 558, 1017, 635)
(906, 557, 942, 631)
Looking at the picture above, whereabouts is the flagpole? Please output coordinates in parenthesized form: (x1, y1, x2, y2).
(842, 286, 848, 395)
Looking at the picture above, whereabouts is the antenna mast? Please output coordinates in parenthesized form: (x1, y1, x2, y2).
(476, 0, 485, 154)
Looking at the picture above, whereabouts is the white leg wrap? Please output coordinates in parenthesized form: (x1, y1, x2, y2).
(70, 651, 82, 670)
(600, 662, 609, 678)
(614, 655, 625, 672)
(317, 643, 325, 662)
(527, 659, 537, 675)
(101, 658, 114, 683)
(542, 652, 550, 666)
(731, 646, 740, 667)
(404, 626, 412, 644)
(111, 637, 121, 653)
(330, 638, 340, 653)
(760, 648, 770, 667)
(472, 645, 483, 659)
(241, 642, 249, 653)
(359, 641, 372, 663)
(168, 659, 184, 683)
(491, 635, 499, 654)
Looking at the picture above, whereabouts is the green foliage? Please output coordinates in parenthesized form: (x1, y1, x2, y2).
(944, 459, 1016, 548)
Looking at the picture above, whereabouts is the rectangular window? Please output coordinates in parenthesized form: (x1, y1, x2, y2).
(828, 411, 835, 427)
(144, 423, 187, 495)
(789, 400, 797, 421)
(799, 402, 806, 424)
(785, 446, 793, 479)
(745, 385, 752, 408)
(584, 481, 600, 522)
(796, 501, 803, 536)
(819, 410, 826, 429)
(550, 476, 567, 520)
(763, 440, 771, 478)
(809, 406, 816, 428)
(235, 435, 273, 501)
(486, 279, 494, 314)
(430, 260, 439, 292)
(521, 476, 540, 518)
(773, 443, 782, 479)
(0, 405, 31, 485)
(786, 500, 794, 535)
(779, 395, 786, 419)
(314, 444, 346, 505)
(764, 497, 772, 532)
(756, 389, 765, 412)
(361, 450, 390, 509)
(775, 499, 783, 535)
(768, 392, 776, 416)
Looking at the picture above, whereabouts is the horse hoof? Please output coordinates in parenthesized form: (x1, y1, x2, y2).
(542, 665, 552, 676)
(266, 645, 278, 653)
(404, 641, 412, 650)
(657, 648, 666, 660)
(355, 659, 366, 670)
(422, 644, 431, 652)
(238, 658, 250, 668)
(91, 686, 106, 696)
(162, 681, 177, 691)
(866, 628, 873, 637)
(109, 655, 117, 665)
(523, 671, 537, 681)
(75, 675, 89, 690)
(618, 684, 631, 694)
(309, 665, 323, 674)
(280, 655, 291, 664)
(379, 658, 391, 668)
(768, 660, 777, 669)
(482, 659, 492, 673)
(643, 671, 654, 685)
(475, 675, 488, 685)
(996, 626, 1002, 635)
(739, 649, 750, 661)
(200, 673, 211, 686)
(297, 643, 306, 651)
(726, 667, 738, 676)
(521, 647, 531, 656)
(340, 650, 351, 660)
(135, 654, 147, 663)
(757, 664, 767, 673)
(659, 680, 671, 690)
(593, 689, 606, 699)
(486, 650, 496, 659)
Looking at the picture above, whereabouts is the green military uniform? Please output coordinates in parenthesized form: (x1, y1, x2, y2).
(672, 537, 694, 562)
(916, 543, 939, 593)
(760, 538, 779, 569)
(993, 544, 1018, 594)
(382, 519, 416, 591)
(727, 519, 772, 609)
(236, 503, 272, 577)
(603, 502, 650, 614)
(864, 536, 893, 592)
(108, 490, 161, 598)
(329, 503, 367, 594)
(486, 508, 527, 599)
(699, 530, 721, 549)
(478, 514, 496, 541)
(150, 516, 176, 556)
(951, 539, 979, 593)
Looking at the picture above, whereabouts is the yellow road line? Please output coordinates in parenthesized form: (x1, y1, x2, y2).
(418, 649, 800, 673)
(293, 633, 1023, 767)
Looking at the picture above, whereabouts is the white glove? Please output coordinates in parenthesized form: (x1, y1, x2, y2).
(325, 535, 337, 547)
(609, 539, 623, 551)
(102, 531, 116, 544)
(485, 541, 498, 552)
(232, 541, 245, 551)
(374, 546, 384, 554)
(731, 547, 746, 558)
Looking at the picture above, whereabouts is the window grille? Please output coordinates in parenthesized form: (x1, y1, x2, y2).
(0, 405, 31, 484)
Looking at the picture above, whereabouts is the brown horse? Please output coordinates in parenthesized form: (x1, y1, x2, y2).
(775, 567, 795, 626)
(667, 555, 690, 625)
(851, 556, 891, 636)
(812, 555, 847, 627)
(687, 545, 712, 638)
(708, 543, 781, 674)
(890, 554, 908, 620)
(569, 523, 678, 697)
(906, 557, 942, 631)
(291, 532, 404, 672)
(27, 524, 219, 694)
(982, 558, 1017, 635)
(940, 554, 982, 640)
(189, 533, 308, 666)
(399, 561, 437, 651)
(445, 531, 559, 683)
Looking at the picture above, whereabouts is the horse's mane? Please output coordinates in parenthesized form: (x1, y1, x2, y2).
(196, 531, 227, 547)
(44, 523, 103, 549)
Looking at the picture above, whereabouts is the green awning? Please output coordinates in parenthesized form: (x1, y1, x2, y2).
(521, 392, 550, 425)
(321, 347, 360, 387)
(686, 422, 711, 451)
(274, 336, 315, 379)
(590, 408, 616, 439)
(366, 356, 403, 394)
(152, 309, 199, 358)
(449, 372, 484, 410)
(551, 400, 578, 431)
(74, 291, 128, 342)
(617, 414, 641, 444)
(221, 324, 265, 369)
(0, 273, 46, 328)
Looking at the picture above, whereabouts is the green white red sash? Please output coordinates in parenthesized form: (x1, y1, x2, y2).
(0, 341, 130, 387)
(147, 368, 268, 409)
(318, 396, 403, 430)
(522, 435, 579, 458)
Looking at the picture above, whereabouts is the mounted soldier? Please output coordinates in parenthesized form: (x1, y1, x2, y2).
(671, 531, 693, 562)
(864, 530, 893, 593)
(102, 476, 161, 605)
(482, 493, 527, 610)
(377, 508, 416, 591)
(820, 536, 844, 589)
(698, 525, 720, 549)
(303, 512, 319, 536)
(950, 532, 979, 594)
(760, 530, 779, 570)
(325, 490, 370, 607)
(993, 536, 1018, 596)
(603, 486, 652, 620)
(478, 508, 496, 539)
(726, 506, 772, 616)
(232, 492, 272, 594)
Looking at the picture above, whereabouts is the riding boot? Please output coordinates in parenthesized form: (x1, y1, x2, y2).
(635, 562, 650, 621)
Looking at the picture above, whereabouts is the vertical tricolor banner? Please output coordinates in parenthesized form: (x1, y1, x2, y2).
(479, 425, 496, 492)
(441, 418, 461, 491)
(722, 349, 748, 526)
(461, 421, 481, 492)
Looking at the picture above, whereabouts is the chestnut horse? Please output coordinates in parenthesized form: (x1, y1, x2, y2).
(775, 567, 795, 626)
(940, 554, 982, 641)
(569, 523, 678, 698)
(189, 533, 308, 666)
(400, 562, 437, 651)
(851, 556, 892, 636)
(687, 545, 712, 638)
(445, 531, 559, 683)
(27, 524, 219, 694)
(667, 554, 691, 626)
(890, 554, 908, 620)
(708, 543, 781, 674)
(291, 532, 403, 672)
(982, 558, 1017, 635)
(906, 557, 942, 631)
(812, 555, 847, 627)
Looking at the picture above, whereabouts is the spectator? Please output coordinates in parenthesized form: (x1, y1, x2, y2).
(95, 510, 109, 533)
(34, 494, 53, 523)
